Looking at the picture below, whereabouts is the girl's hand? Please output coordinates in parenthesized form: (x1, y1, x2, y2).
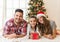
(29, 32, 40, 39)
(29, 34, 33, 39)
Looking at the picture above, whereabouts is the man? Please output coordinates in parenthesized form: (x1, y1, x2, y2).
(3, 9, 27, 39)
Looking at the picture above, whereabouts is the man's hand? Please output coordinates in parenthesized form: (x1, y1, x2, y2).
(8, 33, 17, 39)
(4, 33, 26, 39)
(4, 33, 17, 39)
(16, 34, 26, 38)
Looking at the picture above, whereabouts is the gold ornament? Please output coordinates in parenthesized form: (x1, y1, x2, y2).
(30, 1, 33, 4)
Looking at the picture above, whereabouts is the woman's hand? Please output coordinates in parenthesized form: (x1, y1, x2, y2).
(44, 34, 54, 39)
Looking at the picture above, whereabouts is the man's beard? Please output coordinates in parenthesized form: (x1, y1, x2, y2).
(14, 20, 22, 25)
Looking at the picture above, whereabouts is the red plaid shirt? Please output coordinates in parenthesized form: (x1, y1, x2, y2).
(3, 18, 27, 35)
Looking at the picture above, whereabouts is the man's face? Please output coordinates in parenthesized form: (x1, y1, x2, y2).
(14, 12, 23, 23)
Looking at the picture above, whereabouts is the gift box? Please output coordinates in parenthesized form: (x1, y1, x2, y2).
(31, 32, 39, 40)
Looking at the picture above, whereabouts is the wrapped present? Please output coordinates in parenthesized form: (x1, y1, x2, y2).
(31, 32, 39, 40)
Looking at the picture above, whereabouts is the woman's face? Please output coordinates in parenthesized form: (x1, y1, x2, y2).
(30, 18, 37, 27)
(38, 16, 44, 24)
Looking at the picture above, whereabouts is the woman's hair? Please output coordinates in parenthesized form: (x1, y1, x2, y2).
(38, 16, 52, 35)
(30, 16, 37, 31)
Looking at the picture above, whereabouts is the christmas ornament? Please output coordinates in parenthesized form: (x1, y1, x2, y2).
(28, 0, 47, 17)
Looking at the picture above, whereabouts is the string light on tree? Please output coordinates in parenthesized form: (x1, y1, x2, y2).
(28, 0, 47, 17)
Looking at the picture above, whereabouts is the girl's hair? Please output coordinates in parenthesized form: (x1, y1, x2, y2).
(38, 16, 52, 35)
(30, 16, 37, 20)
(30, 16, 37, 31)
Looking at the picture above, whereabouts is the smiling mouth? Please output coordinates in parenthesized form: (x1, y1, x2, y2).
(16, 18, 20, 20)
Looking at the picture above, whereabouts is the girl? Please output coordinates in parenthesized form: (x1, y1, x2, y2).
(37, 13, 60, 39)
(28, 16, 41, 39)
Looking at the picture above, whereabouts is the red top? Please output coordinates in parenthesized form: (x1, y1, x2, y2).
(3, 18, 27, 35)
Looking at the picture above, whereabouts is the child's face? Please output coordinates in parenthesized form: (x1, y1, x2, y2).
(38, 16, 44, 24)
(30, 18, 37, 27)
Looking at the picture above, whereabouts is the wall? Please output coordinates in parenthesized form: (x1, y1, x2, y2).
(43, 0, 60, 29)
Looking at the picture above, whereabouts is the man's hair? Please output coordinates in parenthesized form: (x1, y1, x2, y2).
(15, 9, 23, 14)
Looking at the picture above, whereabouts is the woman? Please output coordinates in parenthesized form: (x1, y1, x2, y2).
(37, 13, 60, 39)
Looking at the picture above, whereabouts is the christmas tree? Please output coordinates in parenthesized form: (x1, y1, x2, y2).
(28, 0, 46, 17)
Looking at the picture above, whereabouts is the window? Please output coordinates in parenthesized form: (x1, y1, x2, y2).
(0, 0, 3, 29)
(0, 0, 29, 29)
